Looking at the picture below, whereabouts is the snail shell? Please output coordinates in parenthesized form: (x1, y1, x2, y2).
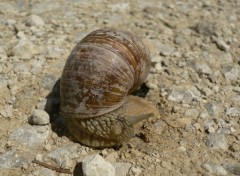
(60, 28, 157, 148)
(60, 28, 150, 118)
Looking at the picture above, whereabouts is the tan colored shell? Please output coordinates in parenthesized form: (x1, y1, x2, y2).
(60, 28, 151, 119)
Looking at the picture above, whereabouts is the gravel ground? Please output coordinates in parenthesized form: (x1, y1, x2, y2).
(0, 0, 240, 176)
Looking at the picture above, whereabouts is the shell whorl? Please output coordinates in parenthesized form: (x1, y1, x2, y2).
(60, 28, 151, 119)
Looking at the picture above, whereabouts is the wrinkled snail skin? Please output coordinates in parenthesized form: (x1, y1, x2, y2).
(60, 28, 153, 148)
(65, 111, 135, 148)
(65, 109, 154, 148)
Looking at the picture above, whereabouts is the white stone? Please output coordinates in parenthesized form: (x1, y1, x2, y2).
(12, 39, 39, 60)
(208, 126, 216, 133)
(26, 15, 45, 26)
(106, 152, 119, 162)
(199, 112, 210, 119)
(35, 154, 43, 161)
(178, 146, 186, 152)
(29, 109, 50, 125)
(155, 62, 162, 73)
(61, 159, 74, 169)
(212, 36, 230, 51)
(44, 143, 52, 151)
(131, 166, 142, 176)
(17, 31, 26, 39)
(113, 162, 132, 176)
(82, 154, 115, 176)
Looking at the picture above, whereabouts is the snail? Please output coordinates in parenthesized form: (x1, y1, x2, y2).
(60, 28, 159, 148)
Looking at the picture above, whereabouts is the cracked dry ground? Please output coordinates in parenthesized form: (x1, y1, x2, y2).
(0, 0, 240, 176)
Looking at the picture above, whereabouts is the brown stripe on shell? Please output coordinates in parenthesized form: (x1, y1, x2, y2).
(81, 28, 150, 91)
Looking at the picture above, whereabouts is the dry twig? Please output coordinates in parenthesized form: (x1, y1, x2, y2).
(32, 159, 72, 174)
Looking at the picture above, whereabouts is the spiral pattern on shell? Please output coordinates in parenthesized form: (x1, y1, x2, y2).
(60, 28, 151, 118)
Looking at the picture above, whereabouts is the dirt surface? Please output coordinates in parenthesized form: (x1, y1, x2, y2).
(0, 0, 240, 176)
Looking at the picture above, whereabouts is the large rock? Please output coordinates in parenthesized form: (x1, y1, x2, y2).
(9, 124, 50, 148)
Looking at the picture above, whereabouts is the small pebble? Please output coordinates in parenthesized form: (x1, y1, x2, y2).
(167, 87, 194, 104)
(212, 36, 230, 51)
(230, 143, 240, 152)
(35, 154, 43, 161)
(222, 65, 240, 81)
(101, 149, 108, 156)
(204, 119, 214, 130)
(106, 152, 119, 162)
(131, 166, 142, 176)
(208, 126, 216, 133)
(204, 103, 219, 116)
(0, 105, 13, 118)
(113, 162, 132, 176)
(152, 119, 167, 134)
(205, 133, 228, 150)
(26, 15, 45, 26)
(194, 62, 212, 75)
(44, 143, 52, 151)
(178, 146, 186, 152)
(199, 112, 210, 119)
(161, 161, 172, 170)
(28, 109, 50, 125)
(155, 62, 162, 73)
(193, 123, 201, 130)
(172, 106, 180, 113)
(158, 44, 175, 56)
(61, 159, 74, 169)
(230, 127, 236, 133)
(82, 154, 115, 176)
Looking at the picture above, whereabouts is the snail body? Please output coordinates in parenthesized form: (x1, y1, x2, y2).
(60, 28, 158, 148)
